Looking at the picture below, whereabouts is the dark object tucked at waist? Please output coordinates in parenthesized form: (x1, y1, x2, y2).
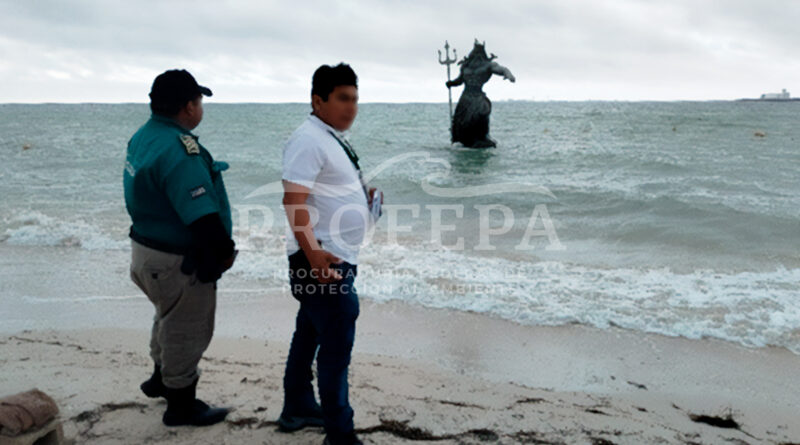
(129, 228, 188, 255)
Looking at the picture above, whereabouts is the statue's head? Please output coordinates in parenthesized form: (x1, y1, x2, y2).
(460, 39, 496, 66)
(469, 40, 488, 61)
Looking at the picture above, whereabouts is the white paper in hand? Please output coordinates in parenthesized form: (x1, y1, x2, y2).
(370, 189, 383, 221)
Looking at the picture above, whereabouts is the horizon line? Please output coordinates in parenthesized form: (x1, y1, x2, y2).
(0, 98, 776, 105)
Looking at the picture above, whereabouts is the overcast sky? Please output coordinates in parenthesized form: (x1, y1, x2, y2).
(1, 0, 799, 102)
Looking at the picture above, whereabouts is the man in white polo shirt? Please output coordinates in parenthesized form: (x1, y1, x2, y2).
(278, 63, 379, 445)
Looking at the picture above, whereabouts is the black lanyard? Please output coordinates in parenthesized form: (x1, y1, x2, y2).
(328, 130, 361, 171)
(327, 130, 370, 201)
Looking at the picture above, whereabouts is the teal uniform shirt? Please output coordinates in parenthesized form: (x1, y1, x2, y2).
(124, 114, 232, 250)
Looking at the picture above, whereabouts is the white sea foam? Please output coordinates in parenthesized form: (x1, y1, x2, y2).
(21, 295, 140, 303)
(372, 246, 800, 353)
(2, 211, 128, 250)
(230, 240, 800, 354)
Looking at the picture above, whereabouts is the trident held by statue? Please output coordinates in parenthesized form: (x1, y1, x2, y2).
(438, 40, 457, 121)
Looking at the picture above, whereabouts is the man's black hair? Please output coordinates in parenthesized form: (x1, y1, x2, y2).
(311, 63, 358, 101)
(150, 95, 199, 116)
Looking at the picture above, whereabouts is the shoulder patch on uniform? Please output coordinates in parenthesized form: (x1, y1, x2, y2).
(190, 185, 207, 199)
(124, 160, 136, 177)
(180, 134, 200, 155)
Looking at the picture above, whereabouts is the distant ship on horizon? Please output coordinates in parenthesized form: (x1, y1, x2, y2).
(738, 88, 800, 102)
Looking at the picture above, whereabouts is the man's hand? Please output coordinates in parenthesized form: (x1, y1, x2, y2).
(307, 249, 343, 283)
(221, 250, 238, 273)
(186, 213, 236, 283)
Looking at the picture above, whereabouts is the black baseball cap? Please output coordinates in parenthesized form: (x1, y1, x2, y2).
(149, 69, 212, 104)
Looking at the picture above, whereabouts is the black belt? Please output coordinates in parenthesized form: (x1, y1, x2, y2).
(129, 228, 188, 255)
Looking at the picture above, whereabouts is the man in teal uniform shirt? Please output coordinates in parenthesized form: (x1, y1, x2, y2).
(124, 69, 236, 427)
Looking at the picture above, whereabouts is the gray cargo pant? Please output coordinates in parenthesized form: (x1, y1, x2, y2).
(130, 240, 216, 389)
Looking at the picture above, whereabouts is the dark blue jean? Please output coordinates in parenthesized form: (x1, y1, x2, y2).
(283, 249, 359, 434)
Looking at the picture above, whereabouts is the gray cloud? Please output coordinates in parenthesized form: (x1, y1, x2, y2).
(0, 0, 798, 102)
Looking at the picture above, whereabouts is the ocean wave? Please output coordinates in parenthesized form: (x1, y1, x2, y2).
(553, 188, 800, 253)
(230, 241, 800, 354)
(365, 247, 800, 353)
(21, 295, 140, 303)
(1, 211, 128, 250)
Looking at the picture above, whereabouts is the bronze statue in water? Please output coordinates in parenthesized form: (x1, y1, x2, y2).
(446, 40, 515, 148)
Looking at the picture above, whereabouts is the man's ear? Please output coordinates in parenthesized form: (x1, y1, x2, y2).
(178, 101, 191, 119)
(184, 98, 198, 117)
(311, 94, 323, 112)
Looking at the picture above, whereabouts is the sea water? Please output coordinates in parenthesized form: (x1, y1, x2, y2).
(0, 102, 798, 352)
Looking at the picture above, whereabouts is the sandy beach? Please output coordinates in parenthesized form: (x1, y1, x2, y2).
(1, 244, 799, 445)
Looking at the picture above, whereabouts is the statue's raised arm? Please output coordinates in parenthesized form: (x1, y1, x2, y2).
(448, 40, 516, 148)
(491, 62, 515, 83)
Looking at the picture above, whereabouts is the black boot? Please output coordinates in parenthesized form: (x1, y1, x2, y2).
(140, 363, 167, 398)
(162, 379, 228, 427)
(323, 431, 363, 445)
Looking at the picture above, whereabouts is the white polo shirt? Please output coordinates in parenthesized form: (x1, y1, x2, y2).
(282, 114, 370, 265)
